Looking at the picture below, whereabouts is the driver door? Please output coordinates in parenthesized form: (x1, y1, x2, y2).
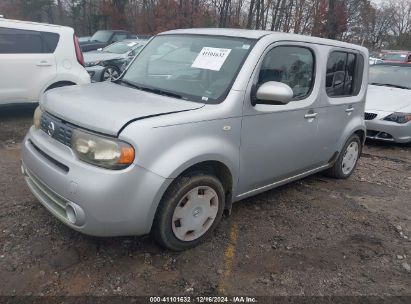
(238, 44, 322, 196)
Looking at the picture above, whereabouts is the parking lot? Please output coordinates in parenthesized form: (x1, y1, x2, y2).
(0, 106, 410, 296)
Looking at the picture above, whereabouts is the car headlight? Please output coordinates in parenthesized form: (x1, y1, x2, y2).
(85, 61, 101, 67)
(383, 112, 411, 124)
(33, 106, 43, 129)
(71, 129, 135, 169)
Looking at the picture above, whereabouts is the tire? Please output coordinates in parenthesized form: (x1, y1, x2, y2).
(101, 66, 120, 81)
(325, 134, 362, 179)
(152, 174, 225, 251)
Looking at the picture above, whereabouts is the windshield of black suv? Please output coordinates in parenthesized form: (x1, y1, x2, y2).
(369, 65, 411, 90)
(90, 31, 112, 43)
(120, 34, 255, 103)
(104, 41, 139, 54)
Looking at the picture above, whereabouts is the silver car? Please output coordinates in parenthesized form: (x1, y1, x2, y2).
(85, 40, 147, 82)
(21, 29, 368, 250)
(365, 64, 411, 144)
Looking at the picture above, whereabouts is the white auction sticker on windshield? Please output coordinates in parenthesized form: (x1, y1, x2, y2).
(127, 42, 137, 47)
(191, 47, 231, 71)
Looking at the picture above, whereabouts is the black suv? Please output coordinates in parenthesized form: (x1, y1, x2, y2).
(80, 30, 135, 52)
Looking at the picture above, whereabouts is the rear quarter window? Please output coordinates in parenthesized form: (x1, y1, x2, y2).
(326, 50, 364, 97)
(0, 27, 60, 54)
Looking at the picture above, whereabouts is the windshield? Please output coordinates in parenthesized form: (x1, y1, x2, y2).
(121, 34, 255, 103)
(90, 31, 112, 43)
(104, 41, 138, 54)
(382, 53, 407, 61)
(369, 65, 411, 89)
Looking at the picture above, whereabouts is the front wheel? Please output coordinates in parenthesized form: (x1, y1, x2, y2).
(152, 174, 225, 251)
(101, 66, 120, 81)
(325, 134, 361, 179)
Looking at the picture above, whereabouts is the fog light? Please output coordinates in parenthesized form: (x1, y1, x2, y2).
(65, 203, 86, 226)
(66, 204, 77, 224)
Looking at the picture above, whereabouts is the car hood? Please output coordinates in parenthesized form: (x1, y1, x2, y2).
(84, 51, 125, 63)
(365, 85, 411, 112)
(41, 82, 205, 136)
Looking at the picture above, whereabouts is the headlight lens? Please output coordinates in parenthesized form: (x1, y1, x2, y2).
(71, 129, 135, 169)
(33, 106, 43, 129)
(85, 61, 101, 67)
(383, 112, 411, 124)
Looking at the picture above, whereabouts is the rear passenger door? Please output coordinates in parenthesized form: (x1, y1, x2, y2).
(316, 49, 364, 160)
(238, 43, 322, 195)
(0, 27, 58, 104)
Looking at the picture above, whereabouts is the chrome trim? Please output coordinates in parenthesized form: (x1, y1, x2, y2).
(237, 164, 329, 198)
(366, 134, 395, 141)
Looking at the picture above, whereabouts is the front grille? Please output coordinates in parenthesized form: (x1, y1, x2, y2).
(29, 140, 69, 173)
(40, 112, 73, 147)
(364, 112, 377, 120)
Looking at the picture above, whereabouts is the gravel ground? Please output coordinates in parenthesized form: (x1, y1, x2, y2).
(0, 105, 410, 296)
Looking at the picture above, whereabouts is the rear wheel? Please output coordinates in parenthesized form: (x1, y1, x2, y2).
(152, 174, 225, 251)
(326, 134, 361, 179)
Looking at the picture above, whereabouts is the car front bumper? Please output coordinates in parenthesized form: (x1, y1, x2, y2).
(21, 126, 172, 237)
(365, 110, 411, 143)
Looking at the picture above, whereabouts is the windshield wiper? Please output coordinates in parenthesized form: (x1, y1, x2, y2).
(117, 80, 185, 99)
(117, 79, 140, 89)
(370, 82, 410, 90)
(139, 86, 185, 99)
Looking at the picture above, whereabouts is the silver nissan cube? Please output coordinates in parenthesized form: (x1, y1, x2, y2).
(21, 29, 368, 250)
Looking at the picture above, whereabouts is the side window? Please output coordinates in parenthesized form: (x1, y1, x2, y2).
(326, 51, 358, 97)
(258, 46, 314, 99)
(0, 27, 59, 54)
(41, 32, 60, 52)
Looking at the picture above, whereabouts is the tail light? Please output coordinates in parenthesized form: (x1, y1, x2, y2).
(73, 35, 84, 66)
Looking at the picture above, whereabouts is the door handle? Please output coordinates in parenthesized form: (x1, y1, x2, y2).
(36, 61, 52, 67)
(304, 112, 318, 119)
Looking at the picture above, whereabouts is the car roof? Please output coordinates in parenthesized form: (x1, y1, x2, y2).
(385, 51, 411, 54)
(0, 18, 72, 32)
(96, 29, 130, 33)
(159, 28, 367, 52)
(372, 63, 411, 67)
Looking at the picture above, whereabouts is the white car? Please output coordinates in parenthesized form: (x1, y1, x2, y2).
(365, 63, 411, 144)
(369, 57, 383, 65)
(0, 19, 90, 106)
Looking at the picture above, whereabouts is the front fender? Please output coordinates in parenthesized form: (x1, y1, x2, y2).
(120, 117, 242, 195)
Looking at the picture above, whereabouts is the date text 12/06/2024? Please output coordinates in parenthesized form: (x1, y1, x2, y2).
(149, 296, 257, 303)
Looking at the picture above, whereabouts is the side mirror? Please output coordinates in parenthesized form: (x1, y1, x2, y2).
(254, 81, 293, 105)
